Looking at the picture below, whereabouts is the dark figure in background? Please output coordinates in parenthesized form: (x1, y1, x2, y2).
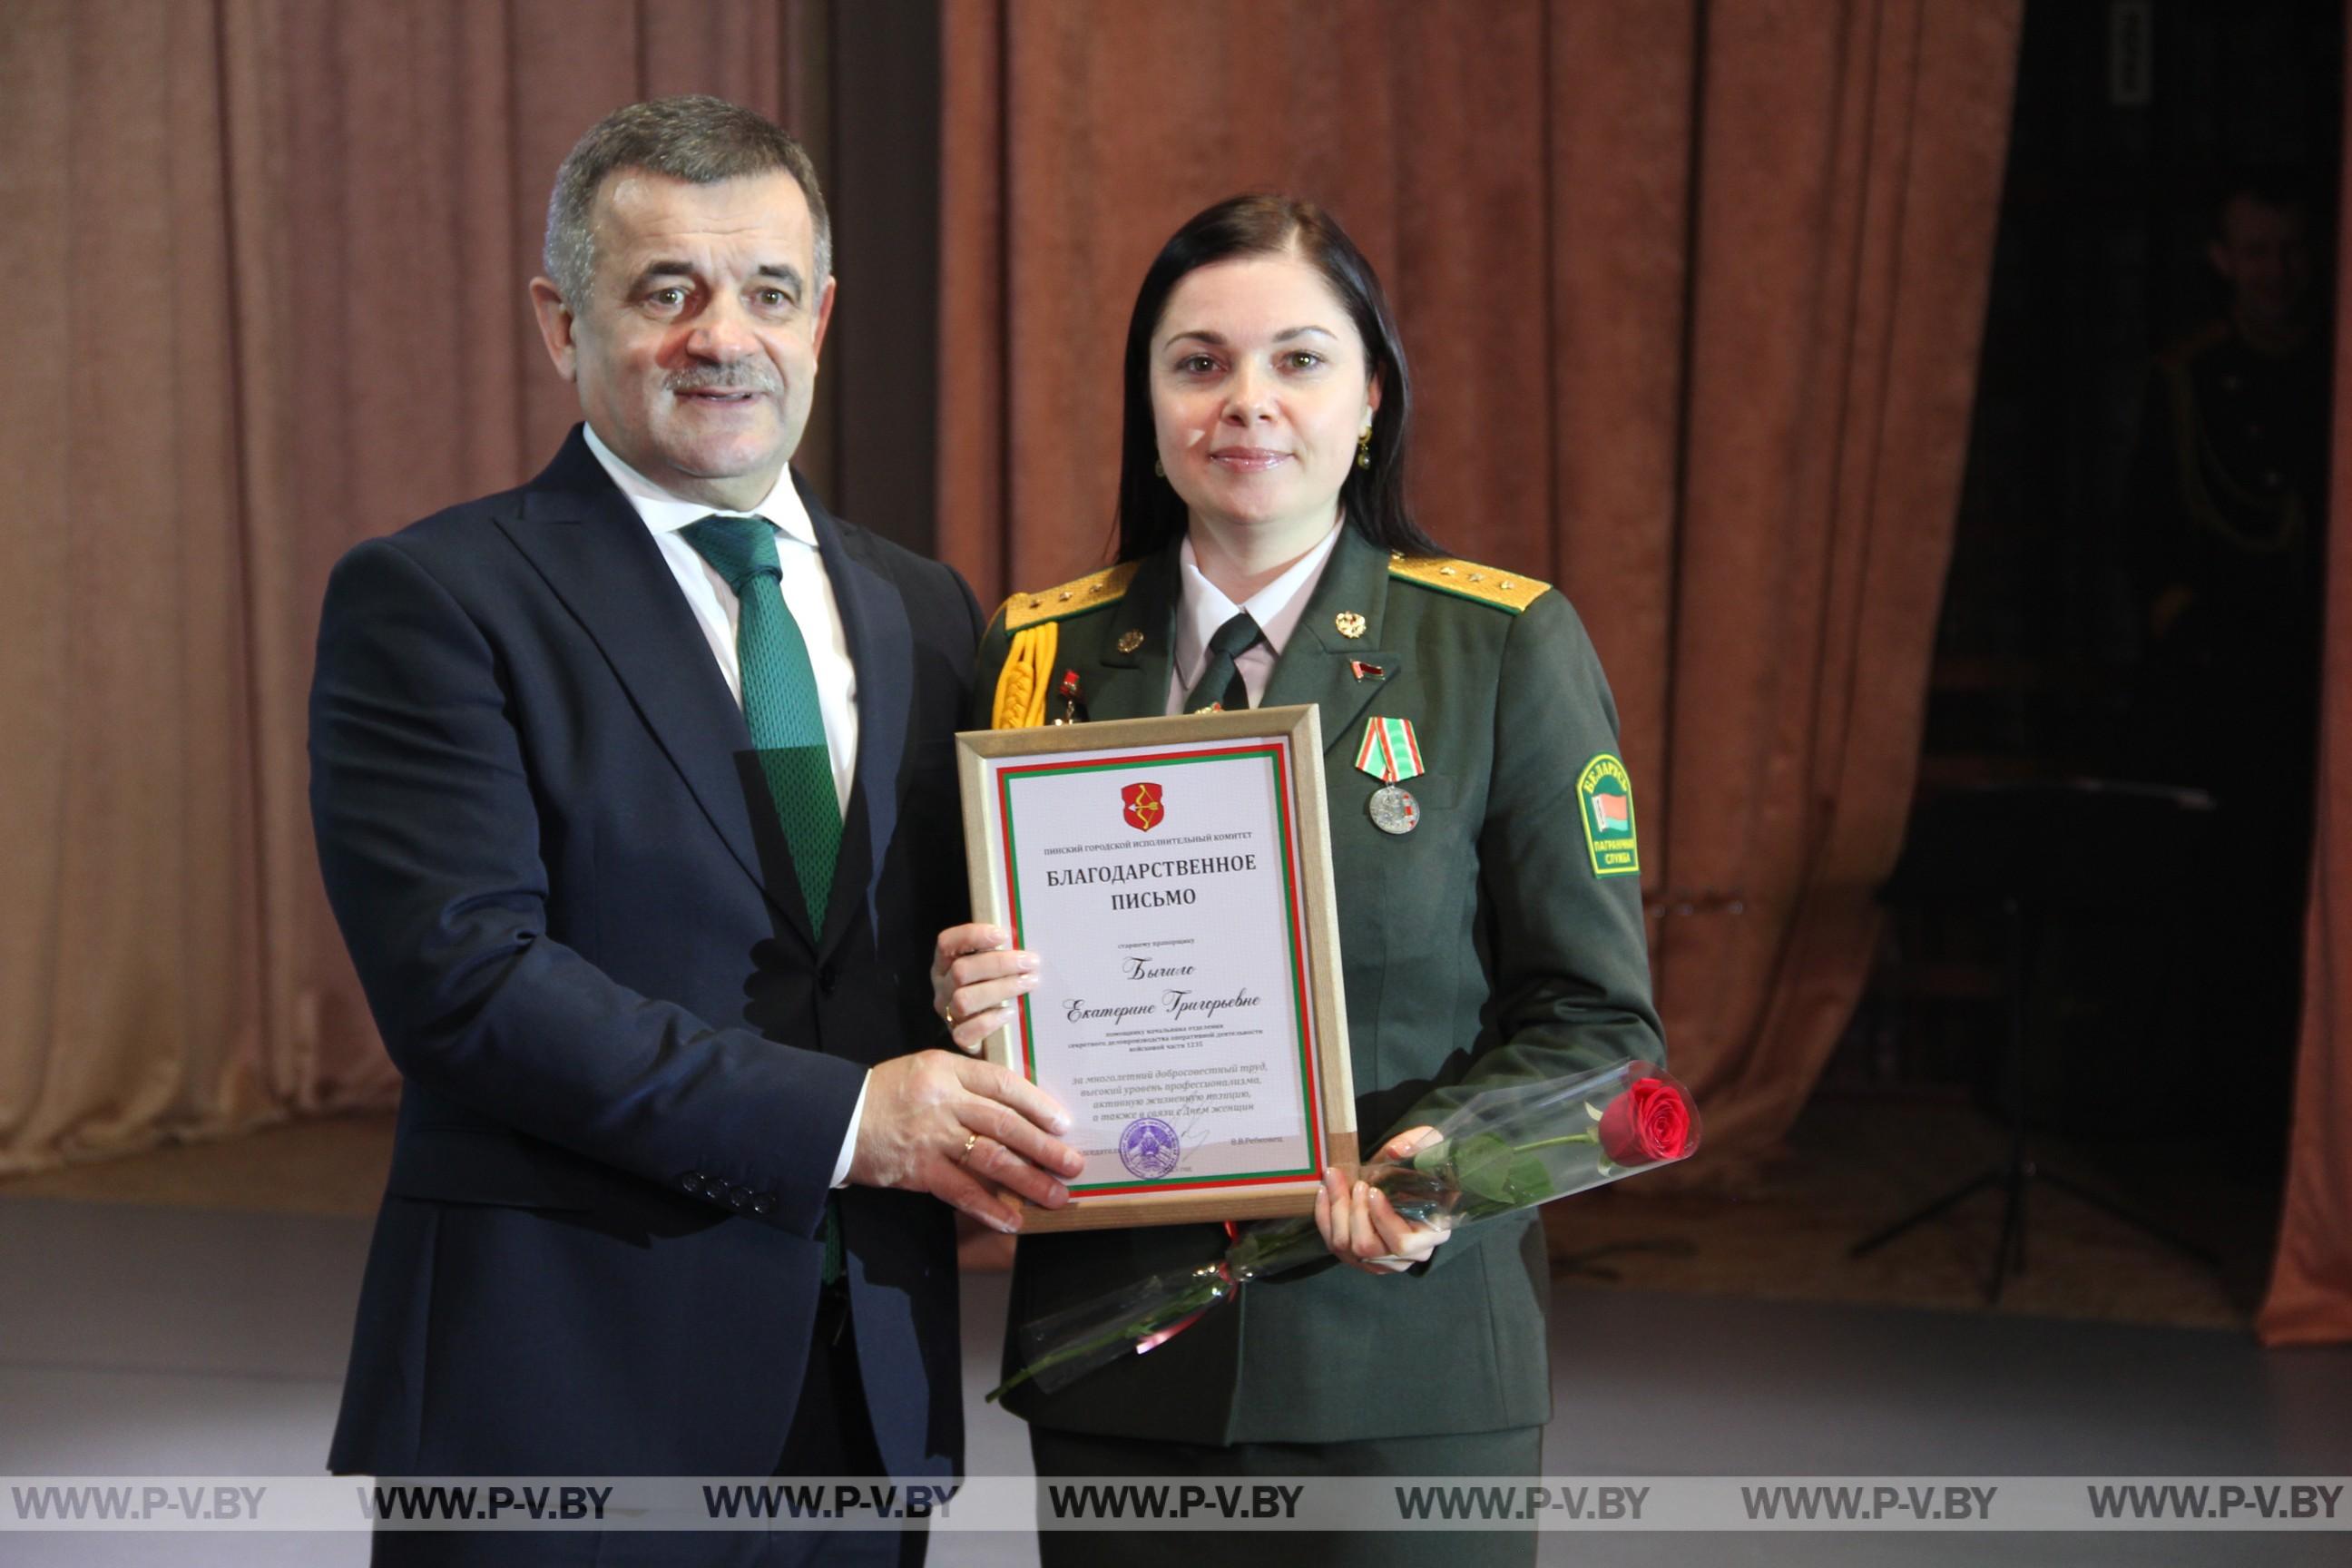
(2139, 173, 2328, 683)
(2128, 171, 2330, 1165)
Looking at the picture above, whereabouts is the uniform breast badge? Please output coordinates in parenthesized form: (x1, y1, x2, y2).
(1054, 670, 1087, 725)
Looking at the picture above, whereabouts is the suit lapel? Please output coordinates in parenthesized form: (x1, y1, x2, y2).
(808, 483, 909, 960)
(495, 429, 806, 942)
(1259, 528, 1400, 757)
(1082, 547, 1181, 721)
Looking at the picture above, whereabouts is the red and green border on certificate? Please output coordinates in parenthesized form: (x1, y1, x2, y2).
(994, 742, 1327, 1196)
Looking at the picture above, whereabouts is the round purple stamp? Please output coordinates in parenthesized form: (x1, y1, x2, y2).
(1118, 1117, 1181, 1181)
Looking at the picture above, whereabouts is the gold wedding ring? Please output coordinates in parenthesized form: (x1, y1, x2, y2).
(958, 1131, 981, 1162)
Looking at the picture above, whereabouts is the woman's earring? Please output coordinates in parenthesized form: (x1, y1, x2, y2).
(1153, 457, 1166, 477)
(1355, 427, 1374, 471)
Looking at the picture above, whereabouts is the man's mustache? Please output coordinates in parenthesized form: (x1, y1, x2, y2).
(667, 368, 782, 396)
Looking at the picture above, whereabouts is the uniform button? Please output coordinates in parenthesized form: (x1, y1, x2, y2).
(818, 963, 838, 994)
(679, 1172, 704, 1195)
(729, 1189, 751, 1210)
(708, 1180, 734, 1200)
(750, 1194, 775, 1216)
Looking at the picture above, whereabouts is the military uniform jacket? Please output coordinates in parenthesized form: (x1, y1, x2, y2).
(978, 526, 1666, 1446)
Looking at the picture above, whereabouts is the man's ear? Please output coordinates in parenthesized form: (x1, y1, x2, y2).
(2205, 240, 2235, 282)
(810, 274, 839, 360)
(529, 277, 579, 381)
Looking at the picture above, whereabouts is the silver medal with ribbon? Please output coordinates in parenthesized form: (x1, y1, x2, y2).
(1354, 716, 1426, 836)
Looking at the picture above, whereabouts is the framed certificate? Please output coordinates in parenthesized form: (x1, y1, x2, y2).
(956, 706, 1357, 1231)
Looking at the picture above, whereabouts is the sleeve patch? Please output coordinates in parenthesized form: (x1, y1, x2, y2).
(1577, 753, 1640, 877)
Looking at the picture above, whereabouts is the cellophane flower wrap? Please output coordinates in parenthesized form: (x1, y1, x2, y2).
(989, 1057, 1698, 1401)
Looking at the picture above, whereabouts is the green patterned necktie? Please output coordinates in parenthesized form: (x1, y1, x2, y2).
(679, 514, 847, 1286)
(679, 515, 842, 929)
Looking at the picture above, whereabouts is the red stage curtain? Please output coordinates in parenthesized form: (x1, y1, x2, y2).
(0, 0, 825, 1172)
(2257, 12, 2352, 1346)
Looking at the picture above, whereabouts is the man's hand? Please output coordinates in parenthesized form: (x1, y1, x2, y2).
(1315, 1126, 1450, 1274)
(850, 1049, 1083, 1232)
(930, 923, 1039, 1054)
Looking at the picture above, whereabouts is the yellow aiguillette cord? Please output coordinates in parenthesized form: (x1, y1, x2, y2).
(992, 622, 1056, 729)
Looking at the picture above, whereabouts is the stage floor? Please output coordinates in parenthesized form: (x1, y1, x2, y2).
(1, 1190, 2347, 1566)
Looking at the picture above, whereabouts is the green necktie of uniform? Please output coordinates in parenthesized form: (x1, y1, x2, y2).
(679, 514, 847, 1287)
(1183, 610, 1262, 712)
(679, 515, 842, 929)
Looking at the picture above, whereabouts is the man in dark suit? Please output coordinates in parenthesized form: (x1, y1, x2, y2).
(309, 96, 1081, 1564)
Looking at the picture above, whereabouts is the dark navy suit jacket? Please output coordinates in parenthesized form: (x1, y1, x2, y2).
(311, 427, 981, 1480)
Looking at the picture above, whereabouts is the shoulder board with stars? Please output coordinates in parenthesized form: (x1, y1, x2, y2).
(1387, 554, 1551, 613)
(1000, 562, 1142, 632)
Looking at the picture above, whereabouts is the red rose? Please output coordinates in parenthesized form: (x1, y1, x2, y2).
(1596, 1077, 1693, 1165)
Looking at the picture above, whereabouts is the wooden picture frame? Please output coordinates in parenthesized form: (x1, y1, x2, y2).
(956, 705, 1358, 1232)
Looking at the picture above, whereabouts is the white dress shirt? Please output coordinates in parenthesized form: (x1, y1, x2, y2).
(1165, 521, 1347, 715)
(583, 425, 858, 814)
(582, 424, 867, 1188)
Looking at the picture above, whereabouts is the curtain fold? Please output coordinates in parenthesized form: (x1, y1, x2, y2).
(936, 0, 2023, 1161)
(0, 0, 822, 1174)
(2256, 16, 2352, 1343)
(1, 0, 299, 1170)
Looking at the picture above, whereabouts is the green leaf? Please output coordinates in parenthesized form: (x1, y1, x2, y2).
(1501, 1153, 1551, 1205)
(1447, 1133, 1519, 1204)
(1448, 1135, 1555, 1209)
(1585, 1102, 1603, 1122)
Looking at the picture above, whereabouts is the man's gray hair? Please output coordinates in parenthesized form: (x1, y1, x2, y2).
(543, 95, 832, 307)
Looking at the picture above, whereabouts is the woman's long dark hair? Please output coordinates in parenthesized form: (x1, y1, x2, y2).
(1113, 194, 1446, 563)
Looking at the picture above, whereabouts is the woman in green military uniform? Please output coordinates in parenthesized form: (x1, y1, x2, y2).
(929, 195, 1664, 1566)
